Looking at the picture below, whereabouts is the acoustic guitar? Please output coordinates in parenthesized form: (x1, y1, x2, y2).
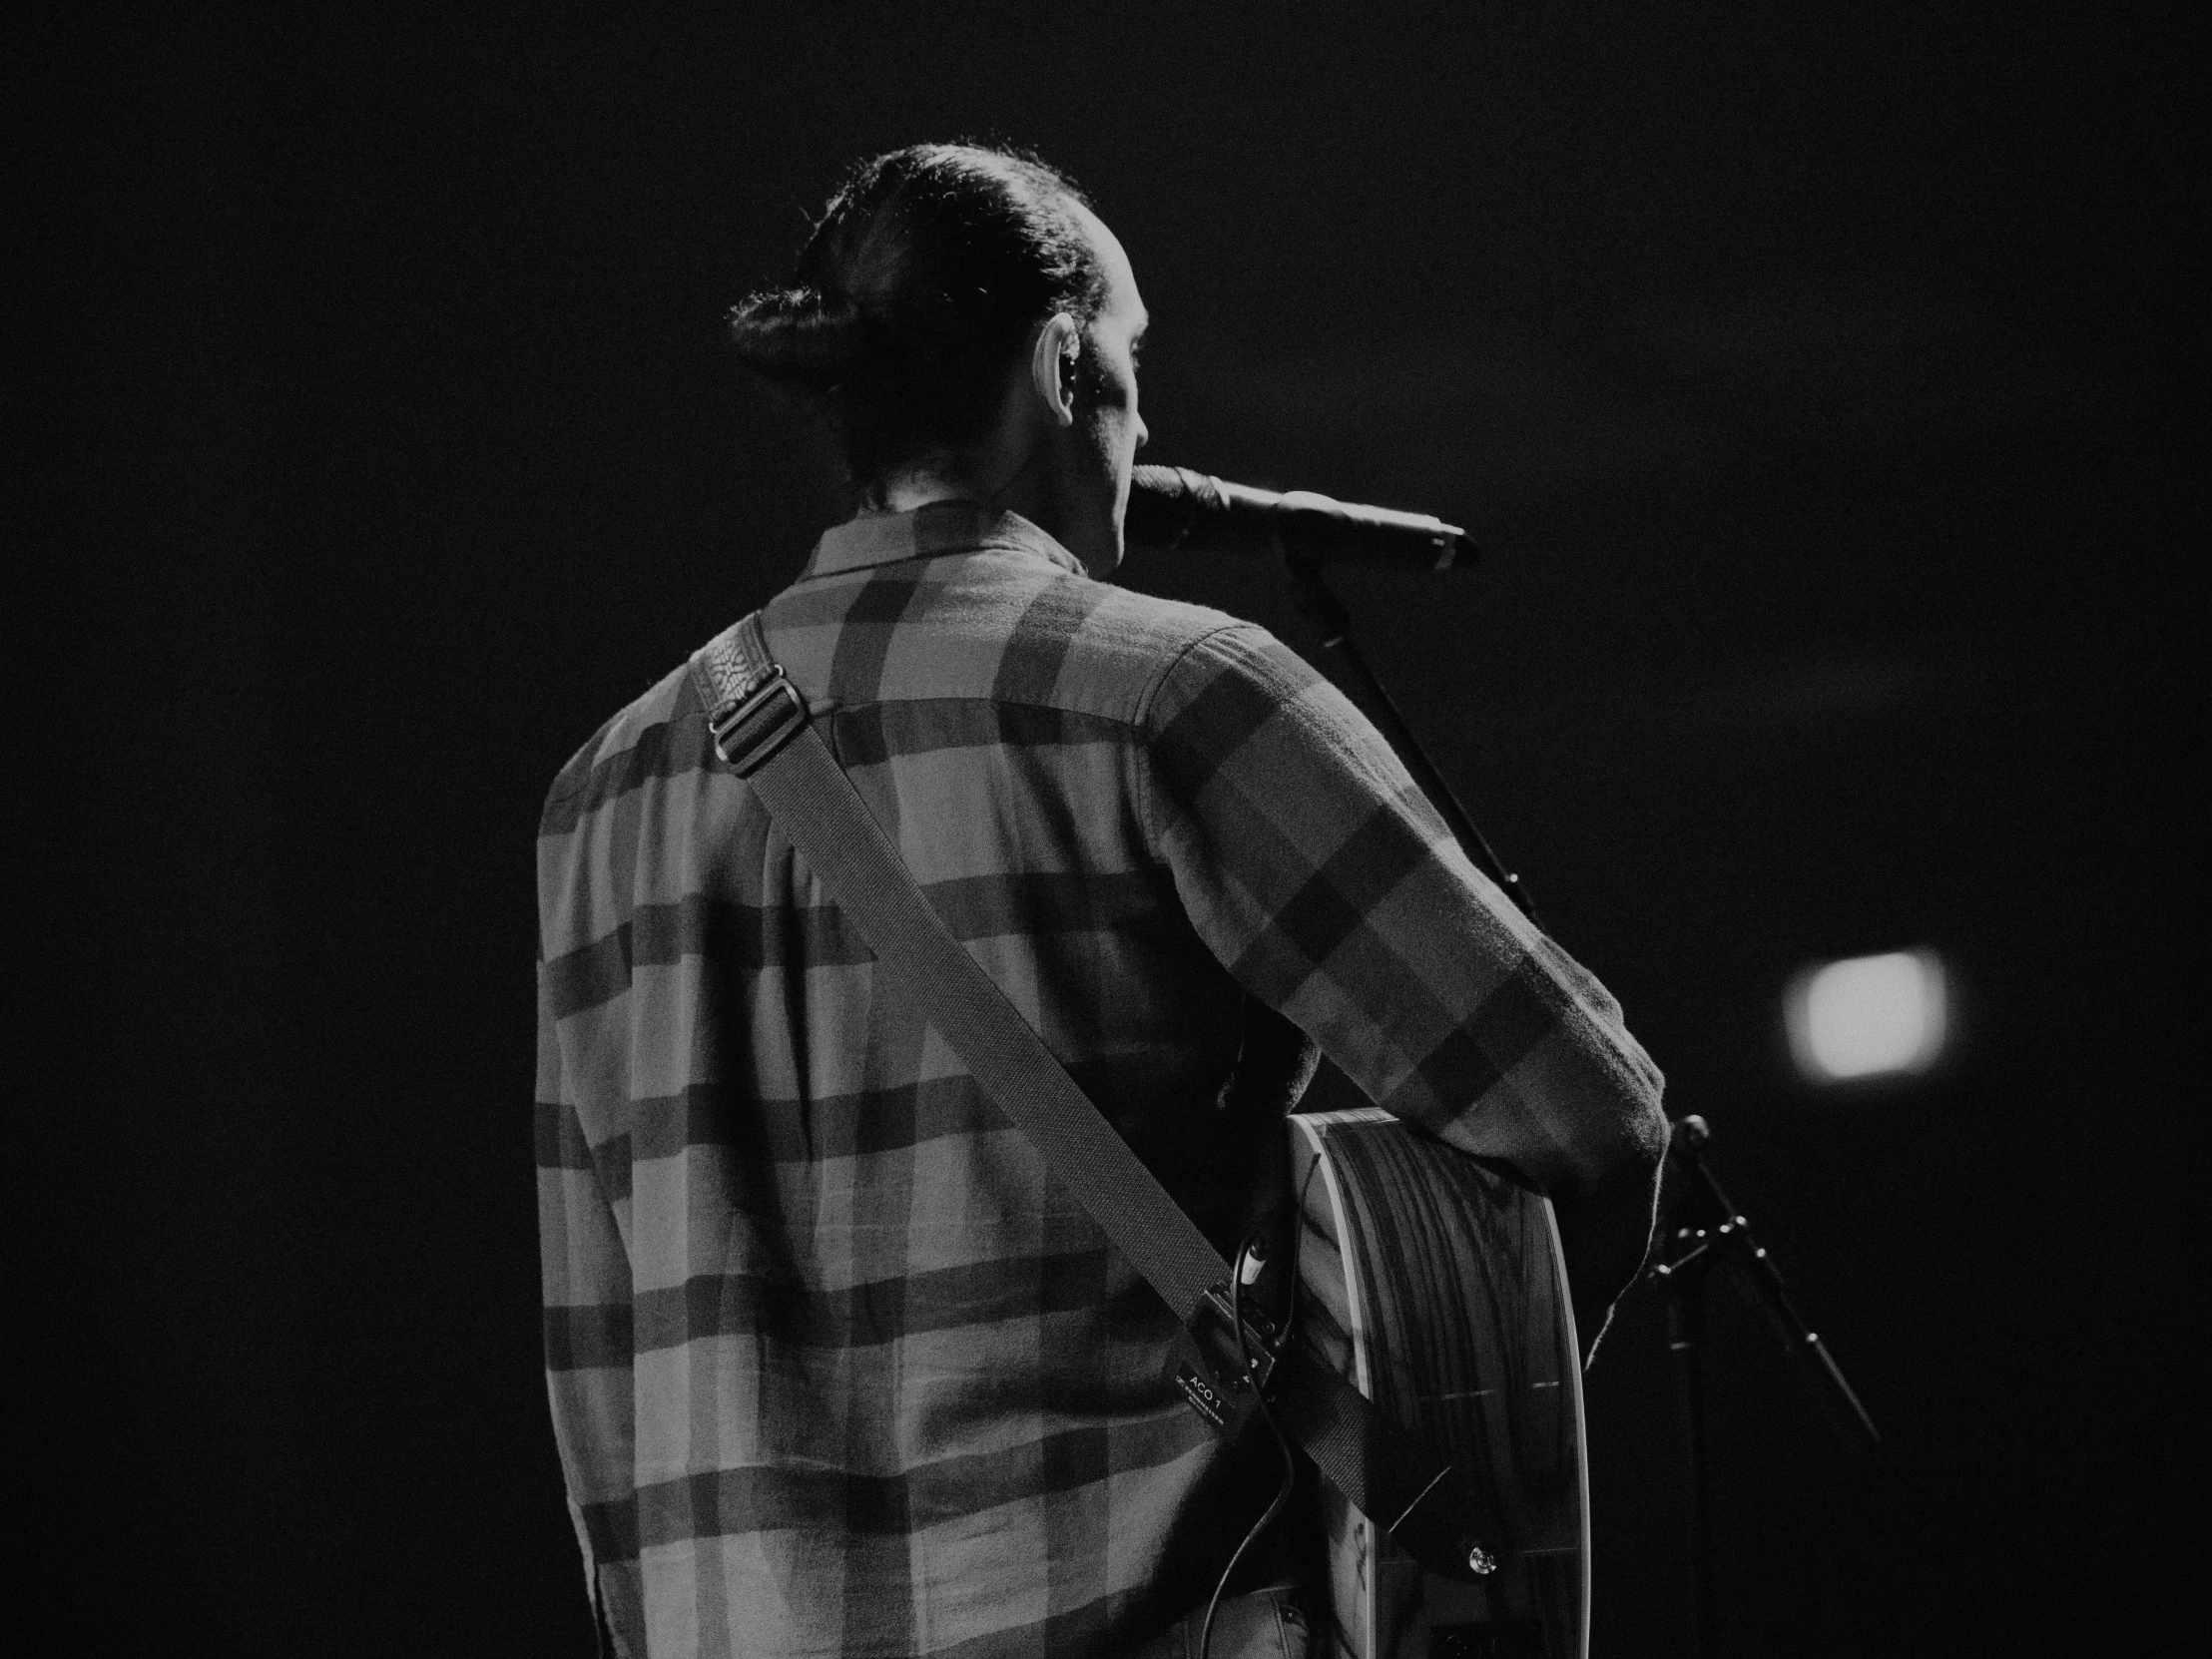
(1290, 1107, 1589, 1659)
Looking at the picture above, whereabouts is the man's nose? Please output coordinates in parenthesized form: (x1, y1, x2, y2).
(1134, 414, 1149, 451)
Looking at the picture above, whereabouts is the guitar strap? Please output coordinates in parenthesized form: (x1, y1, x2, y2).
(689, 612, 1500, 1585)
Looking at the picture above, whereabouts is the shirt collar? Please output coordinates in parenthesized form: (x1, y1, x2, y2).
(797, 501, 1085, 582)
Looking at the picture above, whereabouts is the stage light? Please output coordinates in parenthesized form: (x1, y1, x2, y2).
(1785, 949, 1948, 1082)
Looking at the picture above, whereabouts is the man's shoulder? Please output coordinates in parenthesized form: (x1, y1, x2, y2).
(1049, 581, 1264, 721)
(539, 660, 696, 838)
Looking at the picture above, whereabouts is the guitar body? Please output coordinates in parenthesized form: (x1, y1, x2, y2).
(1290, 1108, 1589, 1659)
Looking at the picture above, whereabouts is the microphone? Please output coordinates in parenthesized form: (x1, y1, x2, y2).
(1125, 464, 1476, 571)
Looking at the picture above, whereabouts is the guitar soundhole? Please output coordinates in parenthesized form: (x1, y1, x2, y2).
(1428, 1623, 1543, 1659)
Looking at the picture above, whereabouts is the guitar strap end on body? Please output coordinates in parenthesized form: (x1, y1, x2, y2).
(1270, 1345, 1504, 1584)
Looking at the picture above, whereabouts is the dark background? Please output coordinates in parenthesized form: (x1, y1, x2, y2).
(28, 5, 2189, 1654)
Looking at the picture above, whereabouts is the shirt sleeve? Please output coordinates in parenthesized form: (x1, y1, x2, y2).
(1136, 623, 1669, 1321)
(535, 958, 645, 1656)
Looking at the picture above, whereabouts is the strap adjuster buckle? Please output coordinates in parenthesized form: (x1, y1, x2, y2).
(710, 675, 807, 777)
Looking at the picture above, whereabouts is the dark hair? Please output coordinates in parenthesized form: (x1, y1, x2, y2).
(728, 143, 1109, 486)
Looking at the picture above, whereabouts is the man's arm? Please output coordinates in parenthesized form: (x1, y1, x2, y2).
(535, 966, 644, 1655)
(1137, 623, 1669, 1349)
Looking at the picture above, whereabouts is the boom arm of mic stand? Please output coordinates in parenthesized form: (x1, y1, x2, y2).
(1284, 562, 1541, 927)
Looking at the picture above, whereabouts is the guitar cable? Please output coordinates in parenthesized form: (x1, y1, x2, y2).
(1198, 1239, 1299, 1659)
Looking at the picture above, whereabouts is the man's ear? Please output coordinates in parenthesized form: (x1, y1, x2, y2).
(1030, 311, 1079, 428)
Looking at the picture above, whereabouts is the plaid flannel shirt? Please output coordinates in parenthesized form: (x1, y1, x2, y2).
(536, 503, 1666, 1658)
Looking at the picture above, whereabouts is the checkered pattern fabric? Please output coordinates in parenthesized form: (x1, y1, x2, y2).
(536, 503, 1666, 1658)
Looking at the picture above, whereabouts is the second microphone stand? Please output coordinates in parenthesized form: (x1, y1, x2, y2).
(1650, 1115, 1881, 1658)
(1284, 558, 1881, 1659)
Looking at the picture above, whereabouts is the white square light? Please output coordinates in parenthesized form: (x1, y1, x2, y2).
(1786, 949, 1948, 1082)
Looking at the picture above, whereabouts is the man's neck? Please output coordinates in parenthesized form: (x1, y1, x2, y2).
(874, 474, 974, 514)
(874, 459, 1059, 541)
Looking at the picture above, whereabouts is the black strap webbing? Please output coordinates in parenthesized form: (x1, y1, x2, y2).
(687, 613, 1495, 1584)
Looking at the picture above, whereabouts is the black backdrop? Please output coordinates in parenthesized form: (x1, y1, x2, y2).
(28, 6, 2188, 1654)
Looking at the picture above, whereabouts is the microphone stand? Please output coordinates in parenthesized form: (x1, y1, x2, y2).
(1282, 560, 1880, 1659)
(1285, 561, 1541, 926)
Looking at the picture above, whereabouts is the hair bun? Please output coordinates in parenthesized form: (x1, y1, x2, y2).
(728, 286, 867, 389)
